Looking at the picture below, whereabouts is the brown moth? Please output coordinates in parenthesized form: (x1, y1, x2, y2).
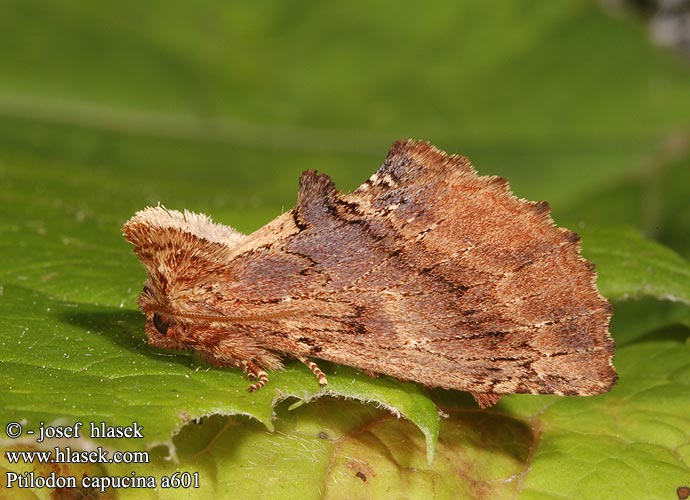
(122, 140, 616, 408)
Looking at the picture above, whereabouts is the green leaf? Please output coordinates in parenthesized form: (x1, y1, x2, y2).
(581, 226, 690, 305)
(13, 335, 684, 500)
(508, 337, 690, 500)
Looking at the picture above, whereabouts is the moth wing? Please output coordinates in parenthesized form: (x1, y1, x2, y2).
(261, 140, 615, 400)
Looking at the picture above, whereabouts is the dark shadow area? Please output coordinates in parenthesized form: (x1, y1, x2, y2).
(429, 387, 535, 463)
(60, 305, 144, 352)
(59, 304, 197, 369)
(611, 298, 690, 347)
(629, 324, 690, 345)
(0, 283, 196, 369)
(441, 410, 535, 465)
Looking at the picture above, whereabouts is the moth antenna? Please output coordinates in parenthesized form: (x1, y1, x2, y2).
(155, 307, 298, 324)
(299, 357, 328, 386)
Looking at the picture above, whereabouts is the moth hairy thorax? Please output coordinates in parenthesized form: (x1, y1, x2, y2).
(122, 139, 616, 408)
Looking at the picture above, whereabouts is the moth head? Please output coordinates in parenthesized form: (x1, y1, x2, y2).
(122, 206, 247, 349)
(136, 285, 188, 351)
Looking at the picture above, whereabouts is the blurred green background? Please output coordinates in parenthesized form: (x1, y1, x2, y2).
(2, 1, 689, 245)
(2, 1, 690, 499)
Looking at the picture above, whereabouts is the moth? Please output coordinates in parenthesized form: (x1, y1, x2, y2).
(123, 140, 616, 408)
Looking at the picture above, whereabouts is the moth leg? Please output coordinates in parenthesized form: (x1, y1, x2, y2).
(244, 360, 269, 392)
(299, 357, 328, 387)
